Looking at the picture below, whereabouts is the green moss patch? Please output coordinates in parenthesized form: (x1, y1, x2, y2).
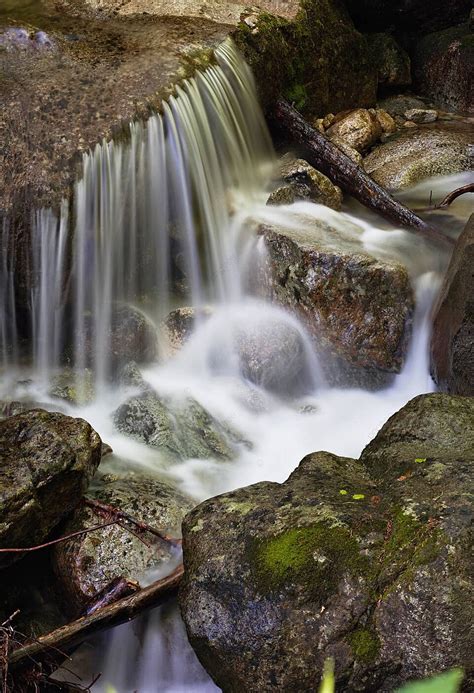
(348, 628, 380, 663)
(249, 522, 368, 599)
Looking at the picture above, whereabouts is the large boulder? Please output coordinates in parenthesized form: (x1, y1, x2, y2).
(364, 125, 473, 191)
(53, 472, 194, 614)
(234, 1, 377, 115)
(260, 221, 414, 387)
(413, 24, 474, 115)
(114, 390, 243, 461)
(0, 410, 101, 567)
(180, 394, 474, 692)
(267, 157, 343, 210)
(431, 214, 474, 395)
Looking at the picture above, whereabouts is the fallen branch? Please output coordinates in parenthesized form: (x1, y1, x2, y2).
(272, 99, 454, 246)
(8, 564, 183, 673)
(435, 183, 474, 209)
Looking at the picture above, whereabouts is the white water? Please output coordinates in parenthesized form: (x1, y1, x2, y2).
(0, 36, 468, 693)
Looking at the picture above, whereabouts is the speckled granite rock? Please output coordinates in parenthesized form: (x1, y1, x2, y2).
(413, 23, 474, 115)
(53, 471, 194, 614)
(0, 410, 101, 568)
(260, 220, 414, 387)
(327, 108, 382, 153)
(364, 125, 472, 191)
(180, 393, 474, 692)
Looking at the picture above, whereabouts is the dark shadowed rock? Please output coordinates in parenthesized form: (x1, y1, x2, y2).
(367, 33, 411, 86)
(0, 410, 101, 568)
(431, 214, 474, 395)
(180, 394, 474, 692)
(260, 221, 414, 387)
(344, 0, 471, 34)
(413, 24, 474, 115)
(53, 472, 194, 614)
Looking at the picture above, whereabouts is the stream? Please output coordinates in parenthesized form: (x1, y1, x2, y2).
(0, 34, 470, 693)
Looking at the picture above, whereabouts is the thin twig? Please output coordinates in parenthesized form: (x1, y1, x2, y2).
(435, 183, 474, 209)
(84, 498, 181, 547)
(0, 521, 117, 554)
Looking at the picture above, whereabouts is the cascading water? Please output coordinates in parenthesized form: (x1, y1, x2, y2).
(0, 34, 465, 693)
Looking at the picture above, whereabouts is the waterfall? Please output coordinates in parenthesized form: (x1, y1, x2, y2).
(1, 39, 274, 386)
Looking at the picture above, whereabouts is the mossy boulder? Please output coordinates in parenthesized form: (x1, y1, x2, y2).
(53, 471, 194, 614)
(0, 410, 101, 568)
(260, 220, 414, 388)
(113, 389, 245, 461)
(431, 214, 474, 395)
(180, 393, 474, 692)
(233, 1, 377, 116)
(413, 24, 474, 115)
(367, 33, 411, 86)
(364, 125, 472, 191)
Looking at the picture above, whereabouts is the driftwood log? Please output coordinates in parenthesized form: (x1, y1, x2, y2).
(8, 564, 183, 675)
(272, 99, 454, 247)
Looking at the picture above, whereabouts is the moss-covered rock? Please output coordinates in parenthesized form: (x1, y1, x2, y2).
(53, 471, 194, 614)
(0, 409, 101, 568)
(233, 1, 378, 116)
(260, 220, 414, 387)
(367, 33, 411, 86)
(180, 394, 474, 691)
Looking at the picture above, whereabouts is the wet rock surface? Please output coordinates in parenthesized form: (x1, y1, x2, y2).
(0, 410, 101, 567)
(163, 306, 213, 356)
(260, 220, 414, 386)
(114, 389, 243, 461)
(53, 471, 194, 614)
(364, 124, 473, 191)
(180, 393, 474, 692)
(267, 157, 343, 210)
(431, 214, 474, 396)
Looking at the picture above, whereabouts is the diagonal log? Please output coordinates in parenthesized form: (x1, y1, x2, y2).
(272, 99, 454, 247)
(8, 564, 183, 674)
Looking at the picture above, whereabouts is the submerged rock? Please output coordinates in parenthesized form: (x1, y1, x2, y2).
(0, 410, 101, 568)
(53, 472, 194, 614)
(260, 221, 414, 387)
(49, 368, 95, 405)
(114, 390, 243, 461)
(326, 109, 382, 153)
(413, 24, 474, 115)
(364, 126, 472, 191)
(267, 158, 343, 210)
(180, 394, 474, 692)
(79, 304, 158, 376)
(431, 214, 474, 395)
(163, 306, 213, 355)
